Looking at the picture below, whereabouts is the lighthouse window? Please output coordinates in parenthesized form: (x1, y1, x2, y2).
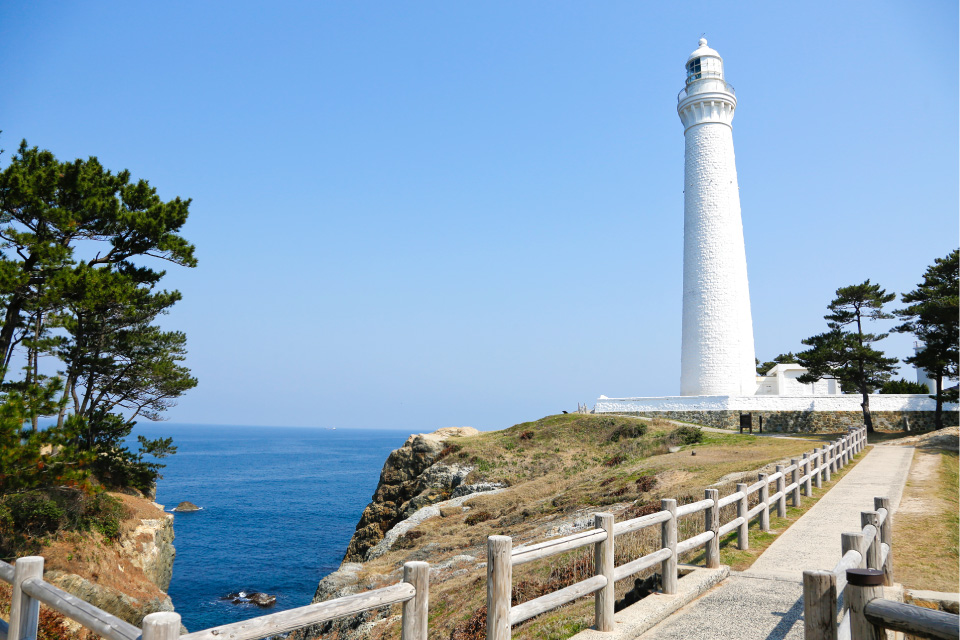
(687, 57, 702, 81)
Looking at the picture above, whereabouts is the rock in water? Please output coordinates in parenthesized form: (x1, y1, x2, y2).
(172, 501, 200, 512)
(247, 592, 277, 607)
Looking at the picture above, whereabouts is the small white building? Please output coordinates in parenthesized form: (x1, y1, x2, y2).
(754, 364, 841, 396)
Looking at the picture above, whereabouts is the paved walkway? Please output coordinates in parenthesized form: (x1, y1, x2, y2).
(635, 445, 916, 640)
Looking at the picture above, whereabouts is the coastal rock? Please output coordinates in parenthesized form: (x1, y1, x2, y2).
(342, 427, 478, 561)
(224, 591, 277, 607)
(172, 501, 201, 512)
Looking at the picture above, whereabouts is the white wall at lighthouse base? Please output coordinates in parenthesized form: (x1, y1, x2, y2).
(594, 394, 956, 414)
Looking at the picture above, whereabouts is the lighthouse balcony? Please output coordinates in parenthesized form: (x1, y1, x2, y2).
(678, 79, 735, 103)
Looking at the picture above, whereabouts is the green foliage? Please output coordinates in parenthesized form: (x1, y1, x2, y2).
(669, 425, 703, 445)
(879, 378, 930, 394)
(0, 489, 127, 558)
(797, 280, 899, 431)
(756, 352, 799, 376)
(608, 422, 648, 442)
(894, 249, 959, 428)
(0, 140, 196, 492)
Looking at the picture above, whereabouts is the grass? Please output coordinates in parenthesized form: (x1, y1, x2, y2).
(351, 413, 858, 640)
(892, 447, 959, 592)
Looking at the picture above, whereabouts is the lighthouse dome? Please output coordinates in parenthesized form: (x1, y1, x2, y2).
(685, 38, 724, 85)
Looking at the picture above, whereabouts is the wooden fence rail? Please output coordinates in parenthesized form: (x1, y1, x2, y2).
(0, 426, 870, 640)
(0, 557, 429, 640)
(802, 496, 960, 640)
(486, 427, 867, 640)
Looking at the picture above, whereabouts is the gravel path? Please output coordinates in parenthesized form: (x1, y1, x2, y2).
(635, 445, 915, 640)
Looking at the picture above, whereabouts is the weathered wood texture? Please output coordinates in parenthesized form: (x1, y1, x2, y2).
(511, 529, 606, 566)
(613, 548, 673, 582)
(142, 613, 182, 640)
(736, 483, 749, 550)
(509, 576, 606, 626)
(803, 570, 838, 640)
(487, 536, 512, 640)
(845, 576, 884, 640)
(21, 578, 141, 640)
(182, 583, 416, 640)
(8, 556, 43, 640)
(874, 497, 893, 586)
(860, 512, 881, 571)
(402, 561, 428, 640)
(704, 489, 720, 568)
(758, 472, 770, 531)
(613, 510, 670, 536)
(661, 498, 678, 594)
(594, 513, 614, 632)
(0, 559, 13, 584)
(863, 598, 960, 640)
(676, 498, 714, 518)
(677, 530, 714, 555)
(775, 465, 786, 517)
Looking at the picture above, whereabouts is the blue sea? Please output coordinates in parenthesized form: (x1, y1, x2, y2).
(129, 423, 411, 632)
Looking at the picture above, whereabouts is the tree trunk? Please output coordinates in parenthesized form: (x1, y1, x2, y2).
(934, 374, 943, 431)
(0, 255, 38, 381)
(860, 385, 874, 432)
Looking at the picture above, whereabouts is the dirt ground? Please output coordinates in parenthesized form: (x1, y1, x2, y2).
(887, 428, 959, 593)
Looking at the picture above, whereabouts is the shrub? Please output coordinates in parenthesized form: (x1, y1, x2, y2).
(669, 426, 703, 445)
(518, 431, 534, 441)
(0, 492, 65, 536)
(439, 443, 462, 459)
(395, 529, 425, 549)
(609, 422, 647, 442)
(626, 501, 661, 518)
(603, 454, 627, 467)
(635, 475, 658, 492)
(465, 510, 494, 526)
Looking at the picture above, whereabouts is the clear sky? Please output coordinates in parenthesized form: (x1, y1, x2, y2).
(1, 2, 957, 431)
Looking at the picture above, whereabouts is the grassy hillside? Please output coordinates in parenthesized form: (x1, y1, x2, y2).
(346, 414, 829, 640)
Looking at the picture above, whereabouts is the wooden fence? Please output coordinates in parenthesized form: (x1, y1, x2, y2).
(0, 426, 867, 640)
(485, 426, 867, 640)
(802, 496, 960, 640)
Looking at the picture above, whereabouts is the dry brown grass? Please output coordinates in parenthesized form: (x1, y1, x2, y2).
(351, 414, 837, 640)
(892, 448, 959, 592)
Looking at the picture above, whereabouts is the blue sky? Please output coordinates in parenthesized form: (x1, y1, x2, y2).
(1, 2, 956, 431)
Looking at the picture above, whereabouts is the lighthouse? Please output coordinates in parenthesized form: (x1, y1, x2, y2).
(678, 39, 757, 397)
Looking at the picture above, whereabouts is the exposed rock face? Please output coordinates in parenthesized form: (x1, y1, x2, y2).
(172, 501, 201, 512)
(342, 427, 479, 561)
(40, 493, 179, 629)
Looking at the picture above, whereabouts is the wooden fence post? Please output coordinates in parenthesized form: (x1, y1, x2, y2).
(594, 513, 614, 632)
(758, 473, 770, 532)
(9, 556, 44, 640)
(402, 561, 429, 640)
(736, 482, 748, 551)
(661, 498, 677, 594)
(823, 444, 833, 482)
(705, 489, 719, 568)
(846, 569, 885, 640)
(487, 536, 512, 640)
(803, 570, 838, 640)
(813, 448, 823, 489)
(834, 439, 842, 471)
(790, 459, 800, 507)
(874, 497, 893, 586)
(803, 454, 812, 497)
(842, 532, 865, 569)
(142, 612, 181, 640)
(775, 464, 786, 518)
(860, 511, 881, 571)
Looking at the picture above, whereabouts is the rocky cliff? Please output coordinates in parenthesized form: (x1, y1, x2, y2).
(40, 492, 178, 629)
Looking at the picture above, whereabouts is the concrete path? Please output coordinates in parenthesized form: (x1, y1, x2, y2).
(634, 445, 915, 640)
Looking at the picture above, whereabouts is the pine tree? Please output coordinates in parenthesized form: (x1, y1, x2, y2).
(797, 280, 898, 432)
(894, 249, 959, 430)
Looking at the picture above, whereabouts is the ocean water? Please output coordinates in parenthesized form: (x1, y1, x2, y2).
(129, 423, 411, 632)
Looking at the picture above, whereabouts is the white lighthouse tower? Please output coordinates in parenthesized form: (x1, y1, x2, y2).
(678, 39, 757, 397)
